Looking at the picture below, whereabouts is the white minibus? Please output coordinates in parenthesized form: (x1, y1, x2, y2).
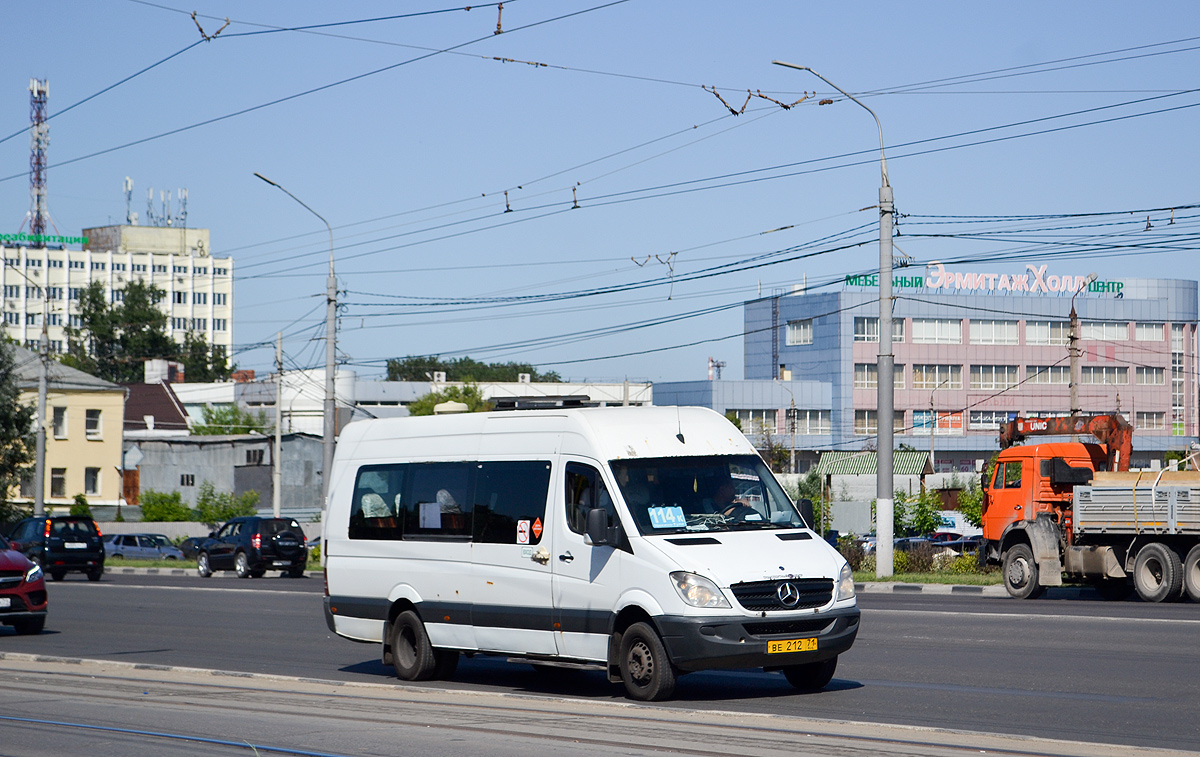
(323, 405, 858, 701)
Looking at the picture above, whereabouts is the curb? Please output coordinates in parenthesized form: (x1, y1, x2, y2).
(101, 566, 313, 578)
(856, 581, 1008, 597)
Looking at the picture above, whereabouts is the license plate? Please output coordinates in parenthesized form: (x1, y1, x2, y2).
(767, 637, 817, 654)
(65, 542, 86, 550)
(0, 597, 10, 608)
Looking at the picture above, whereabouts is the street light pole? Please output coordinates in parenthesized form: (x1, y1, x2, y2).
(1069, 272, 1098, 441)
(254, 173, 337, 506)
(772, 61, 894, 577)
(5, 258, 50, 516)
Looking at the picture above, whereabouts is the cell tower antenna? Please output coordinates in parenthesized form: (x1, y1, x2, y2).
(28, 79, 50, 246)
(124, 177, 139, 225)
(177, 188, 188, 228)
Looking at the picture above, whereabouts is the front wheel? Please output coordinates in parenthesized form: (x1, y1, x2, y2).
(1133, 542, 1183, 603)
(197, 552, 213, 578)
(234, 551, 252, 579)
(49, 570, 66, 582)
(1002, 544, 1044, 600)
(391, 610, 437, 681)
(618, 622, 676, 701)
(12, 616, 45, 635)
(781, 656, 838, 691)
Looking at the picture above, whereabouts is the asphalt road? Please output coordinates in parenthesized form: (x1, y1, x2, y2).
(3, 572, 1199, 754)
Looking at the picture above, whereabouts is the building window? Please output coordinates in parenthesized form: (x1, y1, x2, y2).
(214, 267, 228, 276)
(1082, 321, 1126, 341)
(25, 313, 38, 326)
(69, 314, 83, 327)
(91, 262, 106, 270)
(47, 313, 61, 326)
(193, 292, 208, 305)
(853, 317, 904, 343)
(789, 409, 831, 435)
(112, 262, 127, 271)
(68, 287, 84, 300)
(785, 319, 812, 346)
(912, 318, 962, 344)
(111, 289, 124, 302)
(1136, 412, 1166, 430)
(246, 449, 265, 465)
(173, 265, 189, 274)
(85, 408, 102, 439)
(172, 291, 187, 304)
(969, 320, 1019, 345)
(1026, 320, 1070, 346)
(969, 410, 1015, 430)
(1135, 366, 1165, 385)
(49, 340, 62, 353)
(1135, 322, 1164, 341)
(52, 407, 67, 438)
(1172, 324, 1185, 436)
(1080, 366, 1128, 385)
(47, 286, 62, 300)
(194, 266, 208, 275)
(171, 317, 188, 330)
(913, 410, 964, 436)
(969, 365, 1019, 391)
(213, 318, 227, 331)
(48, 259, 63, 268)
(731, 409, 776, 435)
(854, 410, 906, 436)
(213, 292, 227, 305)
(912, 364, 962, 390)
(3, 312, 19, 325)
(190, 318, 207, 330)
(19, 472, 33, 499)
(84, 467, 100, 495)
(132, 264, 147, 272)
(2, 285, 19, 298)
(153, 264, 167, 273)
(1027, 365, 1070, 384)
(25, 259, 41, 268)
(69, 260, 85, 269)
(854, 363, 904, 389)
(25, 286, 39, 299)
(50, 468, 66, 498)
(181, 473, 195, 487)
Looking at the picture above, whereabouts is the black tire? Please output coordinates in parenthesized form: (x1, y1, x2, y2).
(197, 551, 213, 578)
(1184, 544, 1200, 603)
(12, 616, 45, 635)
(1093, 579, 1134, 602)
(1002, 544, 1044, 600)
(781, 656, 838, 691)
(86, 567, 103, 582)
(1133, 542, 1183, 603)
(234, 551, 252, 579)
(391, 610, 437, 681)
(249, 568, 266, 578)
(433, 650, 460, 679)
(286, 564, 306, 578)
(109, 553, 123, 560)
(49, 570, 66, 582)
(618, 621, 676, 702)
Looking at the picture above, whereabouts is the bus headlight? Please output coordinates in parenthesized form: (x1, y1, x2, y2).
(835, 562, 855, 601)
(670, 572, 731, 609)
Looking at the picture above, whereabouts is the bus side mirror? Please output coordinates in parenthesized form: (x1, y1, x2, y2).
(798, 498, 815, 529)
(586, 507, 611, 546)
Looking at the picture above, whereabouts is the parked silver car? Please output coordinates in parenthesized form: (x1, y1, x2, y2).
(103, 533, 184, 560)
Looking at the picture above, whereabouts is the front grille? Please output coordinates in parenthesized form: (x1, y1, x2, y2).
(0, 570, 23, 588)
(743, 618, 833, 637)
(730, 578, 833, 611)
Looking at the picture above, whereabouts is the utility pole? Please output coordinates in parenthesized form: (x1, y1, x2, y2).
(773, 61, 895, 576)
(1069, 273, 1098, 442)
(33, 293, 48, 518)
(273, 332, 282, 517)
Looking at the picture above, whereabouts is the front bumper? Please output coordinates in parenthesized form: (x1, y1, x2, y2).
(655, 605, 860, 672)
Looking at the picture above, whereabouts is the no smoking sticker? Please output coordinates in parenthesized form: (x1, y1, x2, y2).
(516, 519, 530, 545)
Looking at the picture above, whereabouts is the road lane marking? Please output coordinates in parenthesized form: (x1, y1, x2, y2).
(48, 583, 320, 597)
(863, 608, 1200, 625)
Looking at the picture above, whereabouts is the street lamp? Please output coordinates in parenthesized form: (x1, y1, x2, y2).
(1069, 272, 1098, 441)
(254, 173, 337, 506)
(772, 61, 896, 577)
(3, 259, 50, 516)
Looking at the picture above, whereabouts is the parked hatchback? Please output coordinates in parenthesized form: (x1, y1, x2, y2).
(197, 516, 307, 578)
(7, 516, 104, 581)
(0, 532, 47, 634)
(104, 533, 184, 560)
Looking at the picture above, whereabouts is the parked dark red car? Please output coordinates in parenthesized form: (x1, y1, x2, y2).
(0, 533, 48, 635)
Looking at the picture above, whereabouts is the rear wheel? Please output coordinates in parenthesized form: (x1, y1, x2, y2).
(391, 610, 437, 681)
(86, 566, 102, 582)
(618, 621, 676, 701)
(49, 570, 66, 582)
(1133, 542, 1183, 603)
(1002, 544, 1044, 600)
(249, 568, 266, 578)
(234, 551, 252, 579)
(781, 656, 838, 691)
(197, 552, 213, 578)
(1184, 544, 1200, 603)
(286, 564, 306, 578)
(12, 616, 45, 635)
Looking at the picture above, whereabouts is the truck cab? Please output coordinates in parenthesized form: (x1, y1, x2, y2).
(982, 442, 1105, 543)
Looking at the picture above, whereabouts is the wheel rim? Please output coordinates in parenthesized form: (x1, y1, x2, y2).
(198, 554, 208, 573)
(237, 554, 248, 573)
(397, 626, 417, 670)
(627, 640, 654, 685)
(1188, 560, 1200, 593)
(1139, 556, 1165, 588)
(1006, 556, 1029, 589)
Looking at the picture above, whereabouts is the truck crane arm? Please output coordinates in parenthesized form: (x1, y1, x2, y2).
(998, 413, 1132, 472)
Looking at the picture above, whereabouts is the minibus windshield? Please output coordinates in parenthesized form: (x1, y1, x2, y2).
(610, 455, 806, 535)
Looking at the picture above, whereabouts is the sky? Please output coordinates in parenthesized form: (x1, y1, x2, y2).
(2, 1, 1198, 383)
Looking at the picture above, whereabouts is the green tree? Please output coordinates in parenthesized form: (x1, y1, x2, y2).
(193, 481, 260, 527)
(70, 493, 92, 517)
(407, 384, 492, 416)
(0, 342, 34, 523)
(180, 332, 231, 383)
(63, 280, 178, 382)
(724, 411, 742, 431)
(894, 487, 942, 536)
(140, 490, 193, 521)
(386, 355, 561, 383)
(191, 404, 271, 435)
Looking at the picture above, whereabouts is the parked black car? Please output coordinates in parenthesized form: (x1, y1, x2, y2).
(7, 516, 105, 581)
(197, 516, 308, 578)
(178, 536, 205, 560)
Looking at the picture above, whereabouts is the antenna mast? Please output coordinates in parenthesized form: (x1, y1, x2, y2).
(28, 79, 49, 246)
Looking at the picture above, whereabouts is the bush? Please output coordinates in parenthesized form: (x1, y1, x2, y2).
(193, 481, 259, 527)
(69, 493, 91, 517)
(836, 535, 867, 571)
(140, 490, 192, 522)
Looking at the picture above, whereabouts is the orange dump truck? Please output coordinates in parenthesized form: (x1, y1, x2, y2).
(979, 414, 1200, 602)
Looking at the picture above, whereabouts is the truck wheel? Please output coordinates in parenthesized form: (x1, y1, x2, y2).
(618, 622, 677, 701)
(781, 656, 838, 691)
(1002, 544, 1044, 600)
(390, 610, 437, 681)
(1184, 545, 1200, 603)
(1133, 542, 1183, 603)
